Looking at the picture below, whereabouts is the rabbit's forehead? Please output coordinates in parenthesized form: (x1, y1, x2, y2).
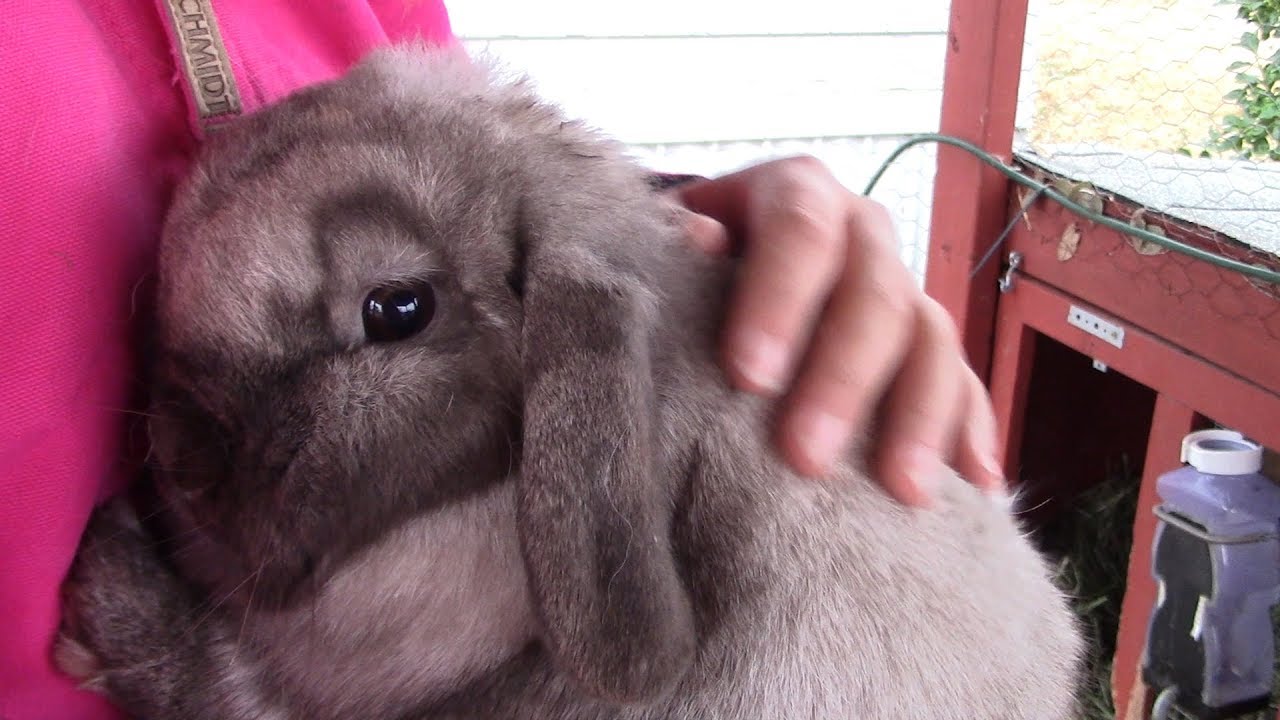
(160, 195, 327, 356)
(160, 143, 508, 357)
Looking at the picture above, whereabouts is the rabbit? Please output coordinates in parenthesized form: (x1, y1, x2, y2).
(55, 43, 1084, 720)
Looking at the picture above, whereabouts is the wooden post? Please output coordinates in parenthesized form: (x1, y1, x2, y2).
(926, 0, 1031, 380)
(987, 296, 1037, 477)
(1113, 394, 1202, 719)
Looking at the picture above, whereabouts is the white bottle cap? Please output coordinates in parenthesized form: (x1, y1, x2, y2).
(1180, 429, 1263, 475)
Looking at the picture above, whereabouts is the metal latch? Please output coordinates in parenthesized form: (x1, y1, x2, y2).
(998, 252, 1023, 294)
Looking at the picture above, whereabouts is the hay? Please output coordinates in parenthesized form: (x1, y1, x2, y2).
(1036, 457, 1140, 720)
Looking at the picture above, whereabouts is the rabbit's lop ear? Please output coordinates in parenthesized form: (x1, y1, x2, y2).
(515, 175, 697, 704)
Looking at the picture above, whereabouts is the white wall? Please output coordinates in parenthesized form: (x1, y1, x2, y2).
(447, 1, 952, 283)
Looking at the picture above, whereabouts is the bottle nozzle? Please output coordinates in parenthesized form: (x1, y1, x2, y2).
(1180, 429, 1264, 475)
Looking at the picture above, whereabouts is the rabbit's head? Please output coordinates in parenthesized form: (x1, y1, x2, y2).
(146, 45, 698, 703)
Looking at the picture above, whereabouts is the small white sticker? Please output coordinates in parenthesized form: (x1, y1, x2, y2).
(1067, 305, 1125, 349)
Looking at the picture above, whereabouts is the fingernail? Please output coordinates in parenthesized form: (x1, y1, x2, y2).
(793, 409, 849, 474)
(981, 453, 1007, 487)
(904, 444, 943, 497)
(732, 329, 789, 393)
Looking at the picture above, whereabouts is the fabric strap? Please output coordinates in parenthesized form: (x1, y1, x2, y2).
(154, 0, 242, 137)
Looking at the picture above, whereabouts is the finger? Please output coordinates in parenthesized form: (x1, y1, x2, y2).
(675, 168, 756, 239)
(712, 158, 851, 394)
(775, 203, 919, 479)
(866, 299, 969, 507)
(949, 369, 1007, 493)
(679, 209, 732, 256)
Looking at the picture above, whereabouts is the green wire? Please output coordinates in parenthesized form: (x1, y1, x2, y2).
(862, 133, 1280, 286)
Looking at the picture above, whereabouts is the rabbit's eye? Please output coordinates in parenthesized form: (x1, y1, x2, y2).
(362, 283, 436, 343)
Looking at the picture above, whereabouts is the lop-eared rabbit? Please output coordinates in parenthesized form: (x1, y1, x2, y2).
(57, 45, 1083, 720)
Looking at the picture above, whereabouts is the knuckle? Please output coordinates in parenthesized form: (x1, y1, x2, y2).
(777, 199, 839, 252)
(848, 197, 899, 251)
(853, 196, 894, 228)
(755, 203, 843, 268)
(764, 157, 842, 204)
(859, 271, 915, 322)
(751, 158, 852, 258)
(777, 153, 832, 178)
(919, 297, 963, 347)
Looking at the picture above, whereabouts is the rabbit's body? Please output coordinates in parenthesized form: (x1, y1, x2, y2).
(57, 45, 1083, 719)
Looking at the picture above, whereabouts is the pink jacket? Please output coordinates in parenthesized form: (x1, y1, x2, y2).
(0, 3, 454, 717)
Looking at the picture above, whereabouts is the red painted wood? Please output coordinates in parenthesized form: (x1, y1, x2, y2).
(1006, 191, 1280, 395)
(988, 296, 1037, 478)
(1112, 395, 1202, 719)
(1000, 277, 1280, 440)
(989, 272, 1155, 516)
(925, 0, 1031, 379)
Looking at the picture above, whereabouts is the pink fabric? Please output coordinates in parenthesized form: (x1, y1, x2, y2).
(0, 3, 454, 717)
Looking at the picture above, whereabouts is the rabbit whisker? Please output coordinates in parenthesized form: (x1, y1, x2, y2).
(91, 405, 168, 421)
(182, 566, 262, 641)
(1012, 494, 1054, 516)
(231, 558, 266, 668)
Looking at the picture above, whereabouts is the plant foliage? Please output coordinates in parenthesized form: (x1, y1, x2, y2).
(1210, 0, 1280, 161)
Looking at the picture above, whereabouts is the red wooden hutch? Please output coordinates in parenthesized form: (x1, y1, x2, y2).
(927, 2, 1280, 718)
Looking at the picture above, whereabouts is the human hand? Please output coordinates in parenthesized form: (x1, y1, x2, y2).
(670, 156, 1004, 507)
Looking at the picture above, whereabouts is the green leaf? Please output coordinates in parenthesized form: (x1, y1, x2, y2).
(1208, 1, 1280, 161)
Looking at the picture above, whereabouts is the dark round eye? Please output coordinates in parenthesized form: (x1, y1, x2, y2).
(362, 282, 436, 343)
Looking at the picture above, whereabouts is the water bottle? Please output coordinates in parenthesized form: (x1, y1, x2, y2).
(1142, 429, 1280, 720)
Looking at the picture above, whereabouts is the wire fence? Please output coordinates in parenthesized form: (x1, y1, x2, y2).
(1016, 0, 1280, 321)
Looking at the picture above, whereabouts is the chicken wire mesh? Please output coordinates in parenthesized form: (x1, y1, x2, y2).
(1015, 0, 1280, 323)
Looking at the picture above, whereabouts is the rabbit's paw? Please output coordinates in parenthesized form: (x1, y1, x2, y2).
(55, 497, 189, 694)
(53, 627, 108, 692)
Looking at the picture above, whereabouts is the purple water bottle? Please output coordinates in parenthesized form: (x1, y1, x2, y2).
(1142, 429, 1280, 720)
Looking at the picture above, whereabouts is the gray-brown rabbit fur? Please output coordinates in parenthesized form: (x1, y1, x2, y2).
(56, 44, 1084, 720)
